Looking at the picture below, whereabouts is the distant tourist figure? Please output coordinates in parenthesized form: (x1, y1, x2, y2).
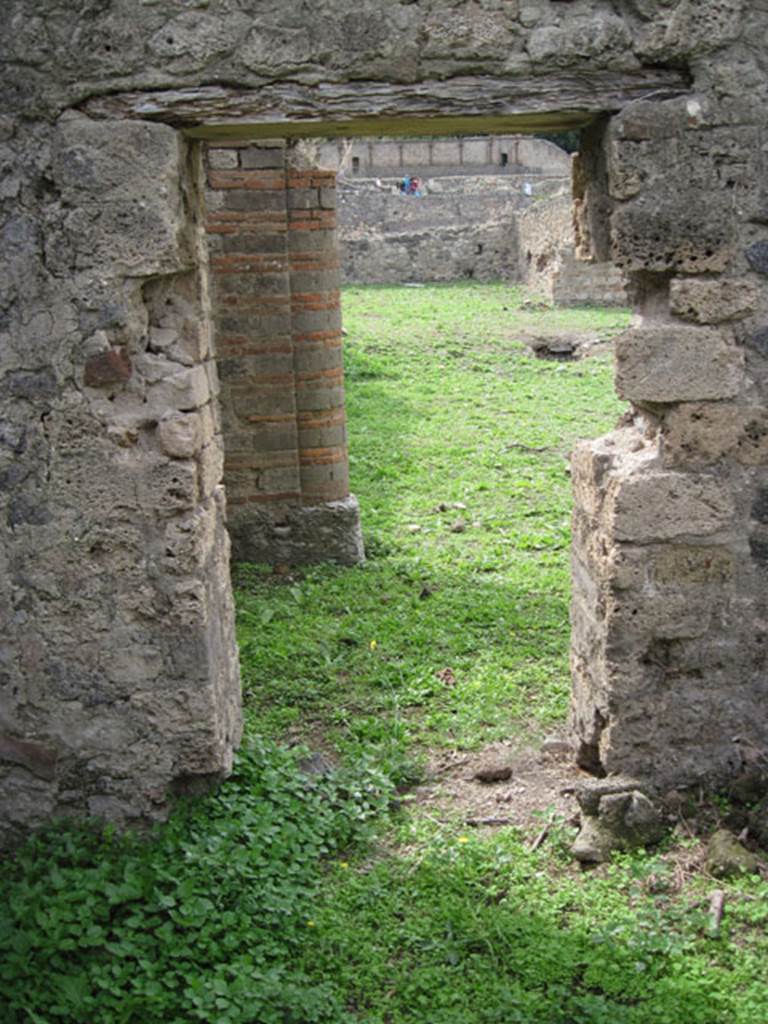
(400, 174, 423, 197)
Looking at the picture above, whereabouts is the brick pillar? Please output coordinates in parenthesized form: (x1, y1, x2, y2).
(288, 169, 350, 504)
(204, 142, 363, 565)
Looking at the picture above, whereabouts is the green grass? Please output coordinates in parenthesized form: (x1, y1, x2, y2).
(3, 283, 768, 1023)
(237, 283, 628, 775)
(299, 829, 768, 1024)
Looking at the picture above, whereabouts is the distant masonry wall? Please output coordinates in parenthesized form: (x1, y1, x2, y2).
(317, 135, 572, 179)
(338, 176, 564, 284)
(321, 136, 573, 285)
(518, 193, 628, 306)
(320, 136, 627, 299)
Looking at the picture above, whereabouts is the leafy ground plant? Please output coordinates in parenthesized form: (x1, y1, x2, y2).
(4, 284, 768, 1022)
(0, 739, 391, 1023)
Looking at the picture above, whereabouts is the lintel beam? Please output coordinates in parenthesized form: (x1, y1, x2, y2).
(81, 69, 691, 139)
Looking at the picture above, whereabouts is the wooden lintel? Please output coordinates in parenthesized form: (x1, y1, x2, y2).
(81, 69, 690, 140)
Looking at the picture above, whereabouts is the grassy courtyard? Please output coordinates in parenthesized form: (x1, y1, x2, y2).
(2, 284, 767, 1023)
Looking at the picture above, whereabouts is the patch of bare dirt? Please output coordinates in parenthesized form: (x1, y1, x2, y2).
(408, 736, 590, 840)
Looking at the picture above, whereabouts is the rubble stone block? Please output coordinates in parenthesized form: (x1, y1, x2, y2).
(157, 412, 203, 459)
(652, 544, 734, 585)
(147, 365, 211, 413)
(745, 241, 768, 274)
(616, 325, 743, 403)
(670, 277, 759, 324)
(612, 471, 735, 542)
(662, 404, 768, 467)
(612, 202, 734, 274)
(84, 348, 132, 387)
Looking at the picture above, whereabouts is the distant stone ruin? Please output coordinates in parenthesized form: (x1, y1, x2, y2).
(519, 193, 627, 306)
(336, 172, 541, 285)
(312, 134, 626, 301)
(1, 0, 767, 847)
(322, 135, 574, 285)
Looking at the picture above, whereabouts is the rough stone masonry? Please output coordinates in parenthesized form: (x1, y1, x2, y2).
(0, 0, 767, 845)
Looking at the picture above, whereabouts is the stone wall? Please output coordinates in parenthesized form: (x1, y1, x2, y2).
(519, 192, 628, 306)
(0, 116, 241, 846)
(2, 0, 767, 841)
(203, 140, 363, 565)
(337, 176, 553, 284)
(569, 85, 768, 788)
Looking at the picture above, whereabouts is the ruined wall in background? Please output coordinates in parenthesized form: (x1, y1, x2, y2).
(317, 135, 572, 179)
(203, 140, 364, 565)
(0, 115, 241, 845)
(338, 176, 549, 284)
(519, 193, 628, 306)
(324, 136, 572, 286)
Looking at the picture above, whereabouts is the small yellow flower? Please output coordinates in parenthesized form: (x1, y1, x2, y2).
(339, 861, 349, 869)
(306, 919, 316, 928)
(369, 640, 378, 651)
(457, 835, 470, 844)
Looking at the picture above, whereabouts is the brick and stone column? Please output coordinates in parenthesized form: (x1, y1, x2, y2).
(204, 142, 363, 565)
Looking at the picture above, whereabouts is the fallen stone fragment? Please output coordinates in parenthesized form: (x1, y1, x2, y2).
(571, 777, 666, 863)
(540, 736, 573, 760)
(708, 889, 725, 936)
(449, 518, 467, 533)
(297, 752, 335, 778)
(474, 764, 513, 784)
(706, 829, 761, 879)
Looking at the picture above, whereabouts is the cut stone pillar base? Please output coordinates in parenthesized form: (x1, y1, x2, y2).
(568, 421, 763, 793)
(228, 495, 364, 566)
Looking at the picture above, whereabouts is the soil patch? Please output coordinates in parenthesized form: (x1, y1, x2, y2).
(410, 736, 589, 839)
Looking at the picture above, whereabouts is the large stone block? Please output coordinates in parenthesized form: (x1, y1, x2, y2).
(662, 403, 768, 467)
(670, 277, 759, 324)
(228, 495, 364, 565)
(52, 116, 192, 275)
(612, 471, 735, 542)
(612, 201, 735, 273)
(652, 544, 734, 585)
(616, 325, 743, 403)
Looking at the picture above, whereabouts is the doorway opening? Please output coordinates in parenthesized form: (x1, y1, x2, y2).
(199, 120, 631, 794)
